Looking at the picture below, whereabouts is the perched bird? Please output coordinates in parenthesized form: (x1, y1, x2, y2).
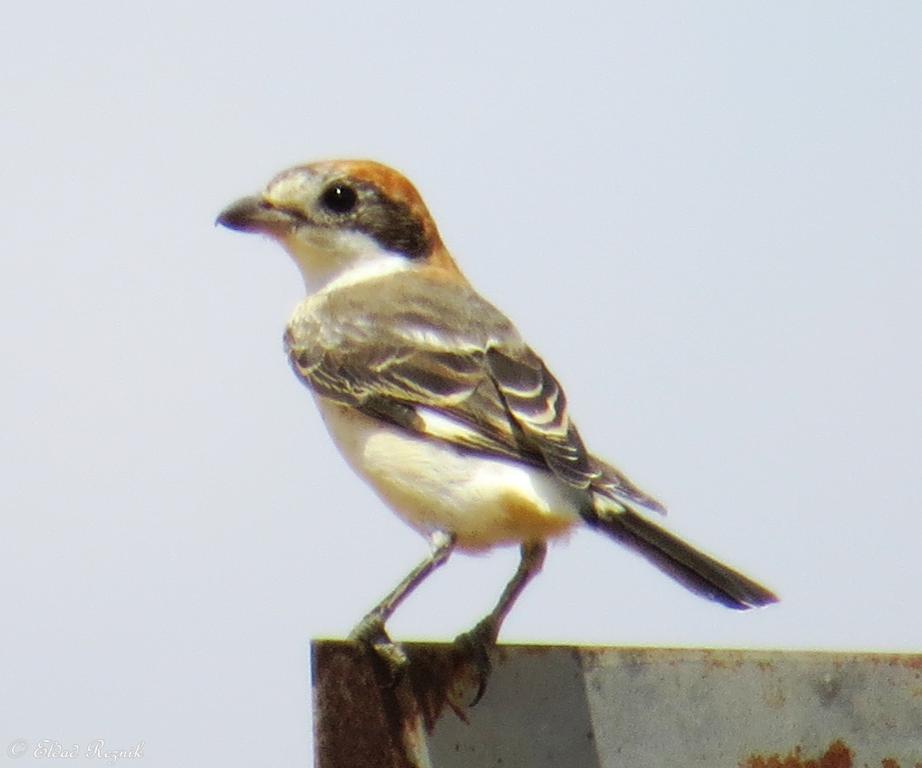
(217, 159, 777, 685)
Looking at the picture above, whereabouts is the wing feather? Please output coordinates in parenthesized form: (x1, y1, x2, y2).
(284, 271, 664, 512)
(484, 347, 596, 488)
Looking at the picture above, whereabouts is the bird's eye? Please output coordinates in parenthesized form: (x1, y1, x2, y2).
(320, 183, 358, 214)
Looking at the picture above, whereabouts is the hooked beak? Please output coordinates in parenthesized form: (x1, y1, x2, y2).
(216, 196, 305, 236)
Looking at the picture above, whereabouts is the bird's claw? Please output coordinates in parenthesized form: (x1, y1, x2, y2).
(454, 617, 498, 706)
(349, 613, 409, 684)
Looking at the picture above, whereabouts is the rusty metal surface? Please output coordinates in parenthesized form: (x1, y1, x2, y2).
(312, 643, 425, 768)
(312, 642, 922, 768)
(580, 648, 922, 767)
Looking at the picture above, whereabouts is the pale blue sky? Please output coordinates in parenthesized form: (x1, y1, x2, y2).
(2, 2, 920, 765)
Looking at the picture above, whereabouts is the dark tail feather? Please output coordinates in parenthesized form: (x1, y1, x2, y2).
(584, 505, 778, 609)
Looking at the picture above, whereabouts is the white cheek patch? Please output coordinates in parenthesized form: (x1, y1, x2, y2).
(284, 228, 413, 294)
(300, 227, 377, 256)
(264, 168, 418, 294)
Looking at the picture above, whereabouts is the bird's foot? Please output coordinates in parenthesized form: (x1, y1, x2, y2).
(348, 612, 409, 683)
(453, 616, 498, 706)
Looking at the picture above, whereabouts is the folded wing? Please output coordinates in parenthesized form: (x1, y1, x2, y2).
(286, 271, 664, 514)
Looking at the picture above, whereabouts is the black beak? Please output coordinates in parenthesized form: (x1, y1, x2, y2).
(216, 196, 302, 235)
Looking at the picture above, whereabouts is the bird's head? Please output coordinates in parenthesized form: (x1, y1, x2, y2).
(217, 159, 456, 291)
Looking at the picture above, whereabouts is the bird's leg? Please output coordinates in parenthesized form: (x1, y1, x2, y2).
(349, 530, 456, 673)
(462, 540, 547, 648)
(455, 540, 547, 704)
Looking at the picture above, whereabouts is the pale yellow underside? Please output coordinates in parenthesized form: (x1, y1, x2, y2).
(314, 398, 584, 551)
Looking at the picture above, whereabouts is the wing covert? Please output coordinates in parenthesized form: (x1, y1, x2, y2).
(284, 270, 601, 491)
(485, 346, 598, 489)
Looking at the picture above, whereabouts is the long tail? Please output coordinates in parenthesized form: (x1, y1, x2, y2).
(583, 503, 778, 609)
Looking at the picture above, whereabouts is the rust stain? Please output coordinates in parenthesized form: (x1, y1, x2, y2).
(312, 642, 417, 768)
(509, 643, 558, 657)
(700, 649, 744, 670)
(880, 759, 900, 768)
(863, 654, 922, 672)
(312, 641, 486, 768)
(741, 739, 853, 768)
(578, 645, 603, 672)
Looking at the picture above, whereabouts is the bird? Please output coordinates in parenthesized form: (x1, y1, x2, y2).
(216, 158, 777, 690)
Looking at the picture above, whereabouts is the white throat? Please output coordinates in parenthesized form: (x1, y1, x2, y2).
(280, 229, 413, 294)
